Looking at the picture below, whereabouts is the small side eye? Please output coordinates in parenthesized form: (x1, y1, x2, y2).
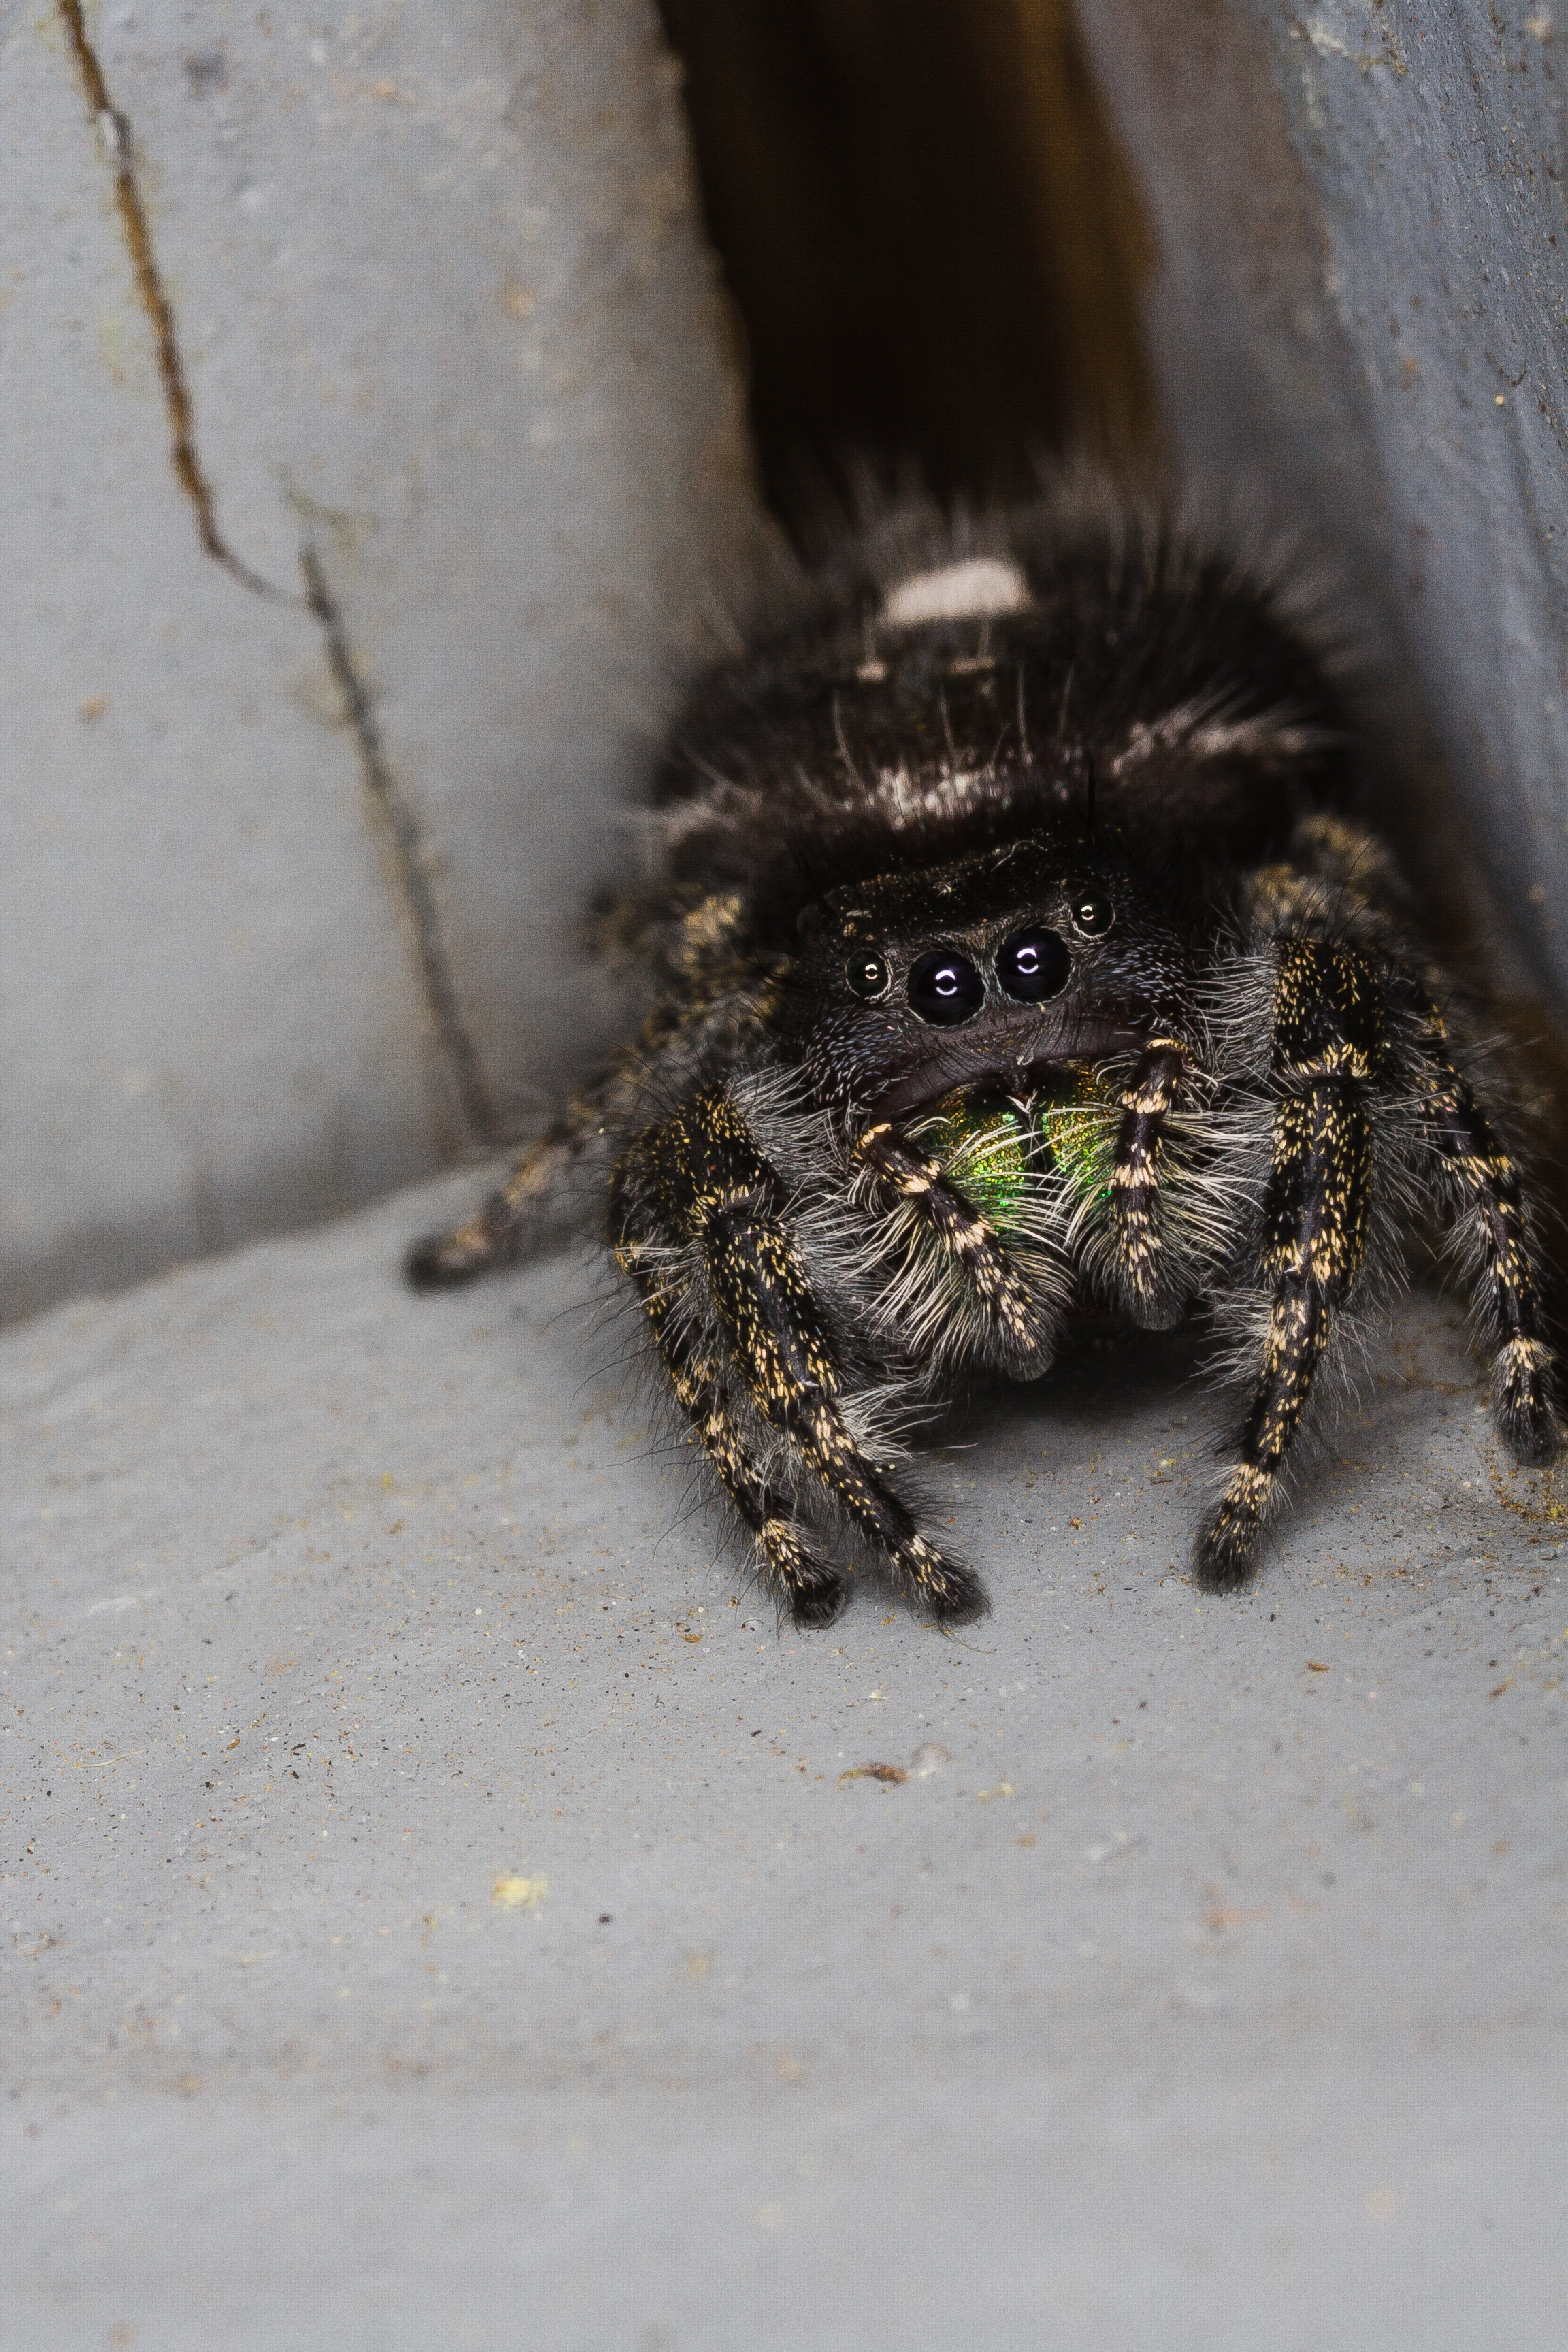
(908, 951, 985, 1026)
(845, 951, 893, 1001)
(996, 927, 1071, 1002)
(1071, 887, 1115, 937)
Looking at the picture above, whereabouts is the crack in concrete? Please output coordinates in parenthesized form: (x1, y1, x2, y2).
(302, 547, 500, 1147)
(58, 0, 297, 606)
(59, 0, 500, 1151)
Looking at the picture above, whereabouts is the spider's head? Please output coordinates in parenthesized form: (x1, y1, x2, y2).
(787, 834, 1192, 1119)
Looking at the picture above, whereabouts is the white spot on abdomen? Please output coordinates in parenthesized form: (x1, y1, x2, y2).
(882, 557, 1030, 627)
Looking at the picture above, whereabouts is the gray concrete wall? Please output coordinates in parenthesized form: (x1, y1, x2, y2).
(2, 0, 764, 1322)
(1079, 0, 1568, 1009)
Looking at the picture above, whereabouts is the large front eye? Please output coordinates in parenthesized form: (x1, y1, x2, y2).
(995, 926, 1071, 1002)
(908, 949, 985, 1026)
(845, 950, 892, 1001)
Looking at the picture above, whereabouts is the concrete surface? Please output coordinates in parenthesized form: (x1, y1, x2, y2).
(1081, 0, 1568, 1006)
(2, 0, 762, 1318)
(3, 1176, 1566, 2347)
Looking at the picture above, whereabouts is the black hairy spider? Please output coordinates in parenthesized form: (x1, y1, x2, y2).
(408, 486, 1561, 1629)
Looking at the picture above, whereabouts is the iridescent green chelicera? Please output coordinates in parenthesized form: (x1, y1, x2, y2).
(1034, 1062, 1116, 1205)
(915, 1064, 1116, 1237)
(914, 1097, 1034, 1237)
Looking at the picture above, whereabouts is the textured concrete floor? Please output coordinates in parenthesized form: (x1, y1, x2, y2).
(3, 1175, 1565, 2349)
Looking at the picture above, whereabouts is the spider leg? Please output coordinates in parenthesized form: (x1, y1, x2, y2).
(851, 1120, 1056, 1375)
(614, 1088, 988, 1625)
(1200, 942, 1377, 1587)
(405, 1085, 608, 1287)
(616, 1241, 848, 1628)
(1108, 1040, 1192, 1329)
(407, 889, 778, 1289)
(1415, 1000, 1561, 1464)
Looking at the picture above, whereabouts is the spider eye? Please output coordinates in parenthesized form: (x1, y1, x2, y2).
(845, 951, 893, 1001)
(1071, 887, 1115, 937)
(908, 950, 985, 1026)
(995, 927, 1071, 1003)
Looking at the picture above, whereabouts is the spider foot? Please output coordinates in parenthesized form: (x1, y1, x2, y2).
(899, 1538, 990, 1626)
(789, 1575, 849, 1631)
(762, 1523, 849, 1630)
(1492, 1337, 1563, 1467)
(404, 1224, 494, 1288)
(1195, 1465, 1271, 1590)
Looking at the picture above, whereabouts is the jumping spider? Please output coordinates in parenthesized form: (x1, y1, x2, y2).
(409, 489, 1561, 1628)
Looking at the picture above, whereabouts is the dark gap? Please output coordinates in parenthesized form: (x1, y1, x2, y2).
(659, 0, 1161, 530)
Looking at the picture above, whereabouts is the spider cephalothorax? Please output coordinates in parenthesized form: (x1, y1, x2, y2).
(408, 490, 1561, 1628)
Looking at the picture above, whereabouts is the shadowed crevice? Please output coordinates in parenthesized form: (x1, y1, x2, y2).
(302, 548, 500, 1148)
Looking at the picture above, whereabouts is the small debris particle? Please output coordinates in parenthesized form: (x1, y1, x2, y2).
(492, 1873, 547, 1910)
(682, 1633, 702, 1644)
(840, 1762, 907, 1784)
(1307, 1661, 1331, 1672)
